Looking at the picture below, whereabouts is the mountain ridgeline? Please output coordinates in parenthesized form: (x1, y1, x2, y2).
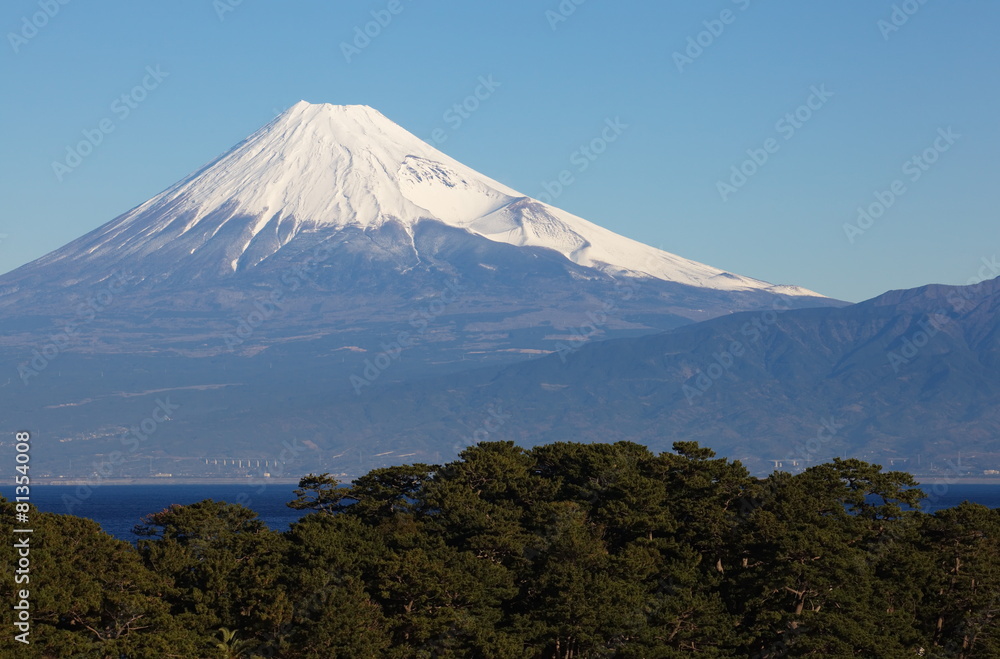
(314, 276, 1000, 476)
(0, 102, 836, 477)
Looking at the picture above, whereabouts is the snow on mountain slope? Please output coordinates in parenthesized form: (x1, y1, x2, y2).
(37, 101, 823, 296)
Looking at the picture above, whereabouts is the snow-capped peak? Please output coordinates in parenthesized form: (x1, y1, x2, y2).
(89, 102, 824, 296)
(133, 101, 469, 229)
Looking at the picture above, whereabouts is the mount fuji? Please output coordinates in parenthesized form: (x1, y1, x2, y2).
(0, 102, 840, 477)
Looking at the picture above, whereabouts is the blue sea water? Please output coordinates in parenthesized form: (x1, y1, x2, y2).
(911, 484, 1000, 513)
(1, 483, 308, 542)
(2, 482, 999, 543)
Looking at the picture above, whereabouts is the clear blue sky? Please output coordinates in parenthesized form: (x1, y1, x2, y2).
(2, 1, 998, 302)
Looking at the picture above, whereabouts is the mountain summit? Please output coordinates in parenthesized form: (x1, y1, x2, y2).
(0, 102, 841, 477)
(15, 102, 821, 294)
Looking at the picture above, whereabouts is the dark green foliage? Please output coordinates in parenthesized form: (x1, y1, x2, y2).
(2, 441, 998, 657)
(0, 498, 209, 657)
(134, 499, 293, 653)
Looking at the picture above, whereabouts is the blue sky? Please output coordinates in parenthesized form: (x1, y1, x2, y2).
(2, 1, 998, 302)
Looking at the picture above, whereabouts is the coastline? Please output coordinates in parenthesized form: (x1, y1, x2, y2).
(912, 477, 1000, 486)
(22, 477, 305, 486)
(13, 476, 1000, 487)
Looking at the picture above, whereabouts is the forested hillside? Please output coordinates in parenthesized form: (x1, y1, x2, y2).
(3, 441, 998, 657)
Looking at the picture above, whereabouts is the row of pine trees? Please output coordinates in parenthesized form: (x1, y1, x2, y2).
(2, 440, 998, 657)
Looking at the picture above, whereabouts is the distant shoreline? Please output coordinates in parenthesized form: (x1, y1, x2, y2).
(20, 478, 305, 486)
(11, 476, 1000, 487)
(912, 477, 1000, 486)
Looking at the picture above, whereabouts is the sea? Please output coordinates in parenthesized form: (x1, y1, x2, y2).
(2, 483, 999, 544)
(1, 483, 308, 543)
